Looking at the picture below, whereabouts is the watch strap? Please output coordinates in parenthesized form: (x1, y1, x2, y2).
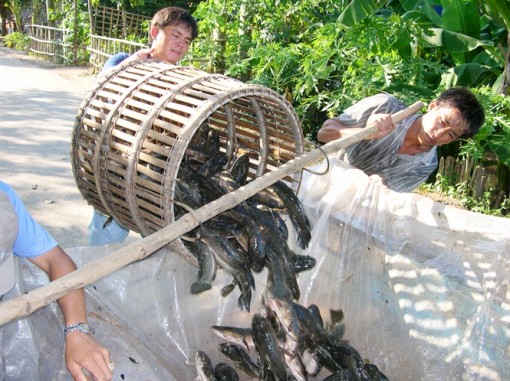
(64, 322, 95, 335)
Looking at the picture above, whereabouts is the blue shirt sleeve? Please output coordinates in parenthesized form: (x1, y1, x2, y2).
(103, 52, 130, 70)
(0, 181, 58, 258)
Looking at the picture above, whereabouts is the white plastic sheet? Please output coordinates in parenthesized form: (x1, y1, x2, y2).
(2, 157, 509, 380)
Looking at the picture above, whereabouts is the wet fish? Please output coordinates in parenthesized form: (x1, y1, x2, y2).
(201, 228, 248, 270)
(205, 128, 221, 156)
(201, 227, 254, 310)
(326, 308, 346, 344)
(218, 343, 259, 378)
(229, 154, 250, 185)
(175, 178, 204, 209)
(263, 282, 300, 357)
(306, 304, 324, 329)
(188, 172, 228, 203)
(361, 363, 390, 381)
(293, 302, 330, 351)
(265, 239, 300, 301)
(219, 209, 266, 273)
(211, 326, 254, 351)
(252, 314, 288, 380)
(199, 154, 229, 176)
(214, 362, 239, 381)
(316, 342, 364, 378)
(284, 353, 307, 381)
(195, 350, 218, 381)
(267, 180, 311, 249)
(301, 348, 322, 377)
(214, 171, 241, 193)
(194, 122, 211, 151)
(292, 254, 317, 274)
(186, 240, 217, 295)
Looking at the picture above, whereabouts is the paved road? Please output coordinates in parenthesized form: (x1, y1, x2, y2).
(0, 47, 126, 248)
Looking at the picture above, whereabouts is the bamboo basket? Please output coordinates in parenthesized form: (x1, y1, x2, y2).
(71, 60, 304, 260)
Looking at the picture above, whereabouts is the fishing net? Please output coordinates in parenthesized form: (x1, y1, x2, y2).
(2, 156, 509, 380)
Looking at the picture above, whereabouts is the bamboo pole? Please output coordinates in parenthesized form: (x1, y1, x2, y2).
(0, 101, 424, 326)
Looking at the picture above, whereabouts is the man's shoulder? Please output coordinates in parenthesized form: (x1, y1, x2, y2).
(103, 52, 130, 70)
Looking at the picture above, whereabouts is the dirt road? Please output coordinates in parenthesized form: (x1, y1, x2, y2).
(0, 47, 134, 248)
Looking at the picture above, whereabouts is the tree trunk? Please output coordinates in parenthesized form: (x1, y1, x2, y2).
(0, 4, 7, 36)
(87, 0, 94, 35)
(72, 0, 78, 64)
(46, 0, 55, 40)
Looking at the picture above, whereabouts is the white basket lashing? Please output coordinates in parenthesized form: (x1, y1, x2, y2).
(71, 60, 304, 256)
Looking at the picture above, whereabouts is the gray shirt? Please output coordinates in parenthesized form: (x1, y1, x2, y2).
(335, 93, 437, 192)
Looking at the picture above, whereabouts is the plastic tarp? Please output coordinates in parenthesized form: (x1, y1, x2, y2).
(1, 157, 509, 380)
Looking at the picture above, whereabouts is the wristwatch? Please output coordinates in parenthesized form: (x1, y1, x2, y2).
(64, 322, 95, 335)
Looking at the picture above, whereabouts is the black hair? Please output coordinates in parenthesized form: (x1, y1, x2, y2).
(436, 87, 485, 138)
(151, 7, 199, 41)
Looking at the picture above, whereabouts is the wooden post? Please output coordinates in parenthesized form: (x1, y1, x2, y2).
(0, 101, 424, 326)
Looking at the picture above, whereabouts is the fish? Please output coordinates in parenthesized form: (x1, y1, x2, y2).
(218, 209, 266, 273)
(199, 154, 229, 176)
(188, 172, 228, 203)
(218, 343, 259, 378)
(251, 314, 288, 380)
(229, 154, 250, 185)
(301, 348, 322, 377)
(326, 308, 346, 344)
(284, 353, 307, 381)
(186, 239, 217, 295)
(214, 362, 239, 381)
(211, 326, 254, 351)
(316, 342, 364, 378)
(306, 304, 324, 329)
(263, 282, 300, 357)
(174, 178, 204, 210)
(267, 180, 311, 249)
(214, 170, 241, 193)
(361, 363, 390, 381)
(234, 269, 254, 312)
(194, 122, 211, 151)
(201, 228, 249, 270)
(292, 254, 317, 274)
(265, 238, 300, 301)
(205, 128, 221, 156)
(195, 350, 218, 381)
(204, 216, 246, 238)
(292, 302, 330, 352)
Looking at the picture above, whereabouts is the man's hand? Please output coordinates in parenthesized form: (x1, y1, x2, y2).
(65, 332, 113, 381)
(366, 114, 395, 139)
(123, 47, 157, 63)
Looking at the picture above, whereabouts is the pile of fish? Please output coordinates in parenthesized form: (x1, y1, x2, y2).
(171, 124, 315, 312)
(178, 127, 388, 380)
(194, 295, 389, 380)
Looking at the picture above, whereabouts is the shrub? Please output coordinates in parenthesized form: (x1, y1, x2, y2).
(2, 32, 31, 51)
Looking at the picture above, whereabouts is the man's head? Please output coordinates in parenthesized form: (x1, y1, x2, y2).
(149, 7, 198, 65)
(435, 87, 485, 139)
(418, 87, 485, 148)
(0, 191, 18, 296)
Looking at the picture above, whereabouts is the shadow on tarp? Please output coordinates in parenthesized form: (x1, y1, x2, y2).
(2, 157, 509, 380)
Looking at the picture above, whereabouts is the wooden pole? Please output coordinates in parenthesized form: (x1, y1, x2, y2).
(0, 101, 423, 326)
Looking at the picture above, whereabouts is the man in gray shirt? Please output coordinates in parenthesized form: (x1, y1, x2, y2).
(317, 87, 485, 192)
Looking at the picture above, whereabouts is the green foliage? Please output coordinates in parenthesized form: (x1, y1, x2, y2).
(2, 32, 31, 51)
(460, 87, 510, 168)
(418, 175, 509, 217)
(59, 2, 91, 64)
(5, 0, 29, 30)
